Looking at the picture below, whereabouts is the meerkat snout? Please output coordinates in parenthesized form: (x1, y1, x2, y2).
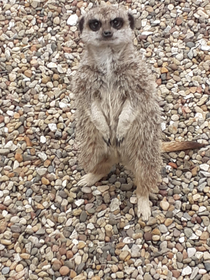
(102, 30, 113, 38)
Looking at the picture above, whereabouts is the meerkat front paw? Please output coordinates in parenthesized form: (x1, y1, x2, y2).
(116, 136, 124, 147)
(102, 136, 111, 146)
(137, 196, 151, 221)
(116, 127, 126, 146)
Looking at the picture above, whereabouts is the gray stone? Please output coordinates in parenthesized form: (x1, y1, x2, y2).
(2, 267, 10, 275)
(80, 211, 87, 222)
(184, 228, 193, 238)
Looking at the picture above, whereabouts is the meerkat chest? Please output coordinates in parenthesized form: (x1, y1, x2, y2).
(99, 82, 124, 128)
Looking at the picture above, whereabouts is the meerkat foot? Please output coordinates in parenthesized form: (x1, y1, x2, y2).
(78, 173, 105, 187)
(137, 196, 151, 221)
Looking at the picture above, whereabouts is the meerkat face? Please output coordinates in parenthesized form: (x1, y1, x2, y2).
(79, 5, 134, 48)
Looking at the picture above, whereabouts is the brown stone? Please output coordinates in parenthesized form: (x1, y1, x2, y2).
(200, 231, 209, 240)
(70, 269, 77, 279)
(119, 251, 130, 261)
(15, 153, 23, 163)
(70, 270, 77, 278)
(116, 242, 125, 249)
(165, 218, 173, 227)
(176, 243, 184, 252)
(191, 166, 198, 176)
(77, 1, 83, 8)
(52, 245, 59, 252)
(24, 69, 32, 77)
(41, 177, 50, 185)
(24, 136, 33, 146)
(59, 247, 66, 255)
(144, 232, 152, 241)
(44, 159, 51, 167)
(20, 253, 30, 259)
(16, 264, 24, 272)
(59, 266, 70, 276)
(42, 76, 51, 84)
(167, 252, 174, 259)
(77, 241, 86, 249)
(0, 115, 4, 123)
(152, 228, 160, 235)
(156, 78, 162, 85)
(52, 260, 62, 271)
(168, 162, 177, 169)
(91, 276, 101, 280)
(14, 113, 20, 119)
(176, 18, 182, 25)
(146, 6, 153, 12)
(161, 67, 168, 73)
(53, 73, 60, 80)
(172, 270, 181, 277)
(30, 59, 38, 67)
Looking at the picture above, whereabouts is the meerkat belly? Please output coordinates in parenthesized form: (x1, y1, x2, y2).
(100, 90, 122, 137)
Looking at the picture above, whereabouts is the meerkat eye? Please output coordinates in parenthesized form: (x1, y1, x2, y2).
(110, 18, 124, 30)
(88, 19, 101, 31)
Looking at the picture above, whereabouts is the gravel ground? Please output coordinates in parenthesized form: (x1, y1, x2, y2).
(0, 0, 210, 279)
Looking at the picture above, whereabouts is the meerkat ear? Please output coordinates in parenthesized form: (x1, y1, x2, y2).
(79, 16, 84, 33)
(128, 13, 134, 29)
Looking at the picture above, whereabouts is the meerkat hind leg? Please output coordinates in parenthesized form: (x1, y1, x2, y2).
(136, 192, 151, 221)
(78, 157, 114, 187)
(134, 170, 153, 221)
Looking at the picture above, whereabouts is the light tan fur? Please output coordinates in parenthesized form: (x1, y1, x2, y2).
(73, 5, 205, 220)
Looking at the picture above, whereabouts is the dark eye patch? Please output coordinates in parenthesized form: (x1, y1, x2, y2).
(88, 19, 101, 31)
(110, 17, 124, 30)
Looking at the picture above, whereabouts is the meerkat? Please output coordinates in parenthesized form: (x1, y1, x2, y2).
(73, 5, 206, 220)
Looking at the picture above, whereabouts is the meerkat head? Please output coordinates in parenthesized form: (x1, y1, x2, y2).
(78, 5, 134, 48)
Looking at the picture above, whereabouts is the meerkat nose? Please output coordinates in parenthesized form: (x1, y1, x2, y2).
(103, 30, 113, 38)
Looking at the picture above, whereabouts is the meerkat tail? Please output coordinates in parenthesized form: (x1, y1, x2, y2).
(161, 141, 207, 153)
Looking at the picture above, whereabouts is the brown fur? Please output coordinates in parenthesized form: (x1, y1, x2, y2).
(162, 141, 206, 153)
(73, 5, 205, 220)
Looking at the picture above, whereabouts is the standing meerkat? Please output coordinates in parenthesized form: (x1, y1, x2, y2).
(73, 5, 205, 220)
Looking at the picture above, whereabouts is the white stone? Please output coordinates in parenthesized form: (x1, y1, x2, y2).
(161, 122, 166, 131)
(203, 251, 210, 260)
(92, 190, 101, 196)
(130, 196, 137, 204)
(48, 123, 57, 132)
(37, 152, 47, 161)
(36, 167, 47, 176)
(198, 206, 206, 212)
(7, 110, 14, 116)
(168, 4, 174, 10)
(75, 199, 84, 207)
(87, 223, 95, 230)
(182, 266, 192, 276)
(195, 252, 203, 259)
(47, 219, 55, 227)
(13, 160, 19, 169)
(67, 14, 78, 26)
(190, 267, 199, 280)
(81, 186, 91, 193)
(9, 72, 16, 82)
(40, 136, 46, 143)
(200, 164, 209, 171)
(187, 247, 196, 258)
(110, 198, 121, 211)
(179, 236, 185, 243)
(59, 102, 68, 109)
(75, 255, 82, 265)
(47, 62, 57, 68)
